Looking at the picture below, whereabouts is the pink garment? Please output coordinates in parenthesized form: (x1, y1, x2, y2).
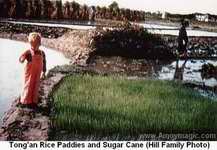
(20, 50, 43, 104)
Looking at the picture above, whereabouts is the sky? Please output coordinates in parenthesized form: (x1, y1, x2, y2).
(62, 0, 217, 15)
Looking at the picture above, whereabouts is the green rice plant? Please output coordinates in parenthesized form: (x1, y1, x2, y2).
(52, 74, 217, 136)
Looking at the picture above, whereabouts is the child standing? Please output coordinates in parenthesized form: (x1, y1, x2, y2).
(19, 32, 46, 107)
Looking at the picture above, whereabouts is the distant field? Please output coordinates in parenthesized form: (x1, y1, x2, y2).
(52, 75, 217, 138)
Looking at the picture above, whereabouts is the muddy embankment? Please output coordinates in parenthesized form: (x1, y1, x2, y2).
(1, 22, 217, 140)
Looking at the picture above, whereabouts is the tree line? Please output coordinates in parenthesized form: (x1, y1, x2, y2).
(0, 0, 146, 22)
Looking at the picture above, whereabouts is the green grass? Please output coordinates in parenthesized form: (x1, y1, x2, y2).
(52, 75, 217, 135)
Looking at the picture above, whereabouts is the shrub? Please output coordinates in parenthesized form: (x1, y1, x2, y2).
(91, 22, 175, 59)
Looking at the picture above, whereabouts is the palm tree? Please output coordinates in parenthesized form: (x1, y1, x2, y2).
(113, 7, 120, 20)
(70, 1, 80, 20)
(40, 0, 49, 19)
(46, 0, 54, 19)
(109, 1, 119, 10)
(119, 8, 126, 20)
(95, 6, 101, 19)
(7, 0, 16, 18)
(101, 6, 107, 18)
(13, 0, 25, 19)
(50, 0, 63, 19)
(56, 0, 63, 19)
(83, 4, 89, 20)
(25, 0, 33, 19)
(0, 0, 4, 17)
(0, 0, 9, 18)
(125, 9, 131, 21)
(79, 5, 88, 20)
(32, 0, 41, 19)
(63, 1, 70, 19)
(89, 6, 96, 21)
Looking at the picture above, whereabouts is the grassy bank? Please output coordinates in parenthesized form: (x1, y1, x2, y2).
(52, 75, 217, 137)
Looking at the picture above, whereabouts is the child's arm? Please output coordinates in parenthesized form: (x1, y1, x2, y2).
(41, 51, 47, 79)
(19, 50, 30, 63)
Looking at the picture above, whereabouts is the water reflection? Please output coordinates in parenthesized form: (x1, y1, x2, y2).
(173, 59, 188, 81)
(159, 59, 217, 87)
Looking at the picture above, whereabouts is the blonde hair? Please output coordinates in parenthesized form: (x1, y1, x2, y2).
(28, 32, 41, 45)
